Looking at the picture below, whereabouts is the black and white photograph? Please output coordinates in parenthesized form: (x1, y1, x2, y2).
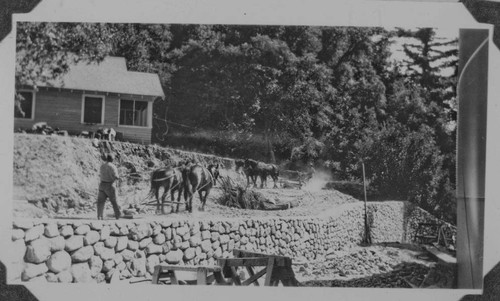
(1, 1, 499, 300)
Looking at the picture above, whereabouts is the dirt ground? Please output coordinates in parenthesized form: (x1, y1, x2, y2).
(12, 134, 360, 220)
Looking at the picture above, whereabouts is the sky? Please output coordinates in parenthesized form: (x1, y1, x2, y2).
(389, 27, 459, 77)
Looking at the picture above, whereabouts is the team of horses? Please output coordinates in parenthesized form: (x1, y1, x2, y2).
(149, 161, 220, 214)
(235, 159, 279, 189)
(150, 158, 279, 214)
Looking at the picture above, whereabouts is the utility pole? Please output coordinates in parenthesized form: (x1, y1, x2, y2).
(362, 161, 372, 245)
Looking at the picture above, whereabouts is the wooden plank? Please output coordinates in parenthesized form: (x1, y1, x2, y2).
(232, 249, 291, 266)
(246, 266, 259, 286)
(241, 267, 267, 286)
(151, 265, 161, 284)
(264, 258, 275, 286)
(170, 271, 178, 285)
(230, 267, 242, 285)
(197, 269, 207, 285)
(218, 257, 272, 267)
(425, 246, 457, 265)
(156, 265, 221, 272)
(213, 270, 232, 286)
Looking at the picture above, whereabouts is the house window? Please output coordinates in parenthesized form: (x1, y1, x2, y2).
(119, 99, 148, 127)
(14, 91, 34, 119)
(83, 96, 104, 124)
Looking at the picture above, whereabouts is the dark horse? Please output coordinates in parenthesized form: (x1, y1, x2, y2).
(244, 159, 279, 188)
(184, 163, 220, 212)
(235, 159, 257, 187)
(149, 166, 185, 214)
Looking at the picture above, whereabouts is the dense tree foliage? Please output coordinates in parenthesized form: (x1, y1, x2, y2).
(15, 23, 458, 223)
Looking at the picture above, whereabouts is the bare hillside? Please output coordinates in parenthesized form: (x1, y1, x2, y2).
(13, 134, 359, 219)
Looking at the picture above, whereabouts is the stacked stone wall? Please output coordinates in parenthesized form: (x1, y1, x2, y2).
(8, 201, 453, 283)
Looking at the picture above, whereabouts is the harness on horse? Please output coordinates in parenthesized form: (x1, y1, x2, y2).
(152, 174, 176, 182)
(191, 167, 215, 193)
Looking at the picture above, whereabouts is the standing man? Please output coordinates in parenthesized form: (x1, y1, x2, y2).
(97, 154, 121, 220)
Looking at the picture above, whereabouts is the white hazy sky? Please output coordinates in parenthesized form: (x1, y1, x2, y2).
(389, 27, 459, 76)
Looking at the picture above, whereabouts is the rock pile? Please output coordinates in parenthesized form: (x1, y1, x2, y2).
(296, 246, 456, 288)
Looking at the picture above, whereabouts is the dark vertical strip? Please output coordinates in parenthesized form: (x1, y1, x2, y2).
(456, 28, 489, 289)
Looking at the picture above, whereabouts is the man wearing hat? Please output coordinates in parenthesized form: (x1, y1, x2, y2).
(97, 153, 121, 220)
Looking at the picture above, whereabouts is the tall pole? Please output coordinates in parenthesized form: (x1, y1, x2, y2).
(456, 29, 489, 289)
(362, 161, 371, 245)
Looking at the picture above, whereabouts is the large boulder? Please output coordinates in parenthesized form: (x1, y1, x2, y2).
(48, 236, 65, 252)
(44, 224, 59, 238)
(146, 255, 160, 274)
(153, 233, 166, 245)
(65, 235, 84, 252)
(127, 240, 139, 251)
(75, 224, 91, 235)
(100, 248, 115, 261)
(104, 236, 118, 248)
(100, 226, 111, 241)
(71, 246, 94, 262)
(93, 242, 105, 256)
(25, 238, 51, 264)
(115, 236, 128, 252)
(24, 224, 44, 242)
(71, 263, 92, 283)
(139, 237, 152, 249)
(102, 259, 115, 272)
(113, 253, 123, 265)
(84, 231, 100, 246)
(201, 240, 212, 253)
(120, 249, 135, 262)
(183, 248, 196, 261)
(45, 272, 58, 283)
(129, 223, 152, 241)
(189, 236, 202, 247)
(46, 251, 72, 273)
(89, 255, 103, 277)
(11, 237, 27, 260)
(22, 263, 48, 281)
(60, 225, 74, 238)
(145, 244, 163, 255)
(14, 220, 34, 230)
(176, 226, 189, 237)
(57, 270, 73, 283)
(129, 257, 146, 277)
(165, 249, 183, 264)
(90, 221, 104, 231)
(12, 229, 25, 241)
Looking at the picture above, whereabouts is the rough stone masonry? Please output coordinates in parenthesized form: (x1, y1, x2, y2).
(8, 201, 455, 284)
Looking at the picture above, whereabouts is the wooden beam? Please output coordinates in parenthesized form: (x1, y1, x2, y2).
(218, 257, 273, 267)
(264, 258, 275, 286)
(241, 267, 266, 286)
(425, 246, 457, 265)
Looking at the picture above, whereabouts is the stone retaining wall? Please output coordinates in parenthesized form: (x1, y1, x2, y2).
(8, 201, 453, 284)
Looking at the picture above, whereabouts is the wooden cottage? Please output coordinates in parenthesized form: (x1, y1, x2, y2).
(14, 56, 165, 144)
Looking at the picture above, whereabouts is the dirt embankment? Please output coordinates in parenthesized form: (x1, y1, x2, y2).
(13, 134, 360, 219)
(13, 134, 236, 218)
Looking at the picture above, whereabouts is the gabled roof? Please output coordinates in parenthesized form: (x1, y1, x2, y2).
(41, 56, 165, 99)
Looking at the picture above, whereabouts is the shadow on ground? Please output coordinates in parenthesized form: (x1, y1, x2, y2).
(0, 261, 39, 301)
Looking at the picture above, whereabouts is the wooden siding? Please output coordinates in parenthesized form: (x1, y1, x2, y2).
(14, 89, 154, 144)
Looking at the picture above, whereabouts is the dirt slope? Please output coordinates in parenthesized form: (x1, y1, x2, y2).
(13, 134, 359, 219)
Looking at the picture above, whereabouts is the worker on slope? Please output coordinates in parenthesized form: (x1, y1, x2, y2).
(97, 153, 121, 220)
